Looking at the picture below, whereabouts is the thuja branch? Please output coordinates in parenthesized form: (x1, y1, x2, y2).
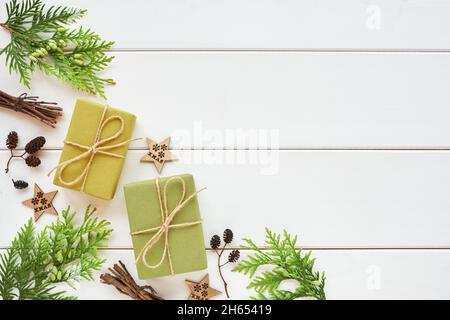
(0, 206, 112, 300)
(0, 0, 115, 98)
(0, 90, 62, 127)
(233, 228, 326, 300)
(0, 22, 13, 34)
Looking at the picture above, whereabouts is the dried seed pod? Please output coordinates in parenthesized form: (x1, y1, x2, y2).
(210, 235, 221, 249)
(228, 250, 240, 263)
(25, 136, 46, 154)
(223, 229, 233, 244)
(6, 131, 18, 150)
(12, 179, 28, 189)
(25, 155, 41, 167)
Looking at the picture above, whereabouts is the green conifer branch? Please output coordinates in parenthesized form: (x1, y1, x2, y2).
(233, 228, 326, 300)
(0, 0, 115, 98)
(0, 205, 112, 300)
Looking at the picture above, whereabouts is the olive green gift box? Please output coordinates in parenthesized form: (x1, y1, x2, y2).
(124, 174, 208, 279)
(53, 99, 136, 200)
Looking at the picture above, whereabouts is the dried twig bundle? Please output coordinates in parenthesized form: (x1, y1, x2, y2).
(0, 90, 62, 127)
(100, 261, 164, 300)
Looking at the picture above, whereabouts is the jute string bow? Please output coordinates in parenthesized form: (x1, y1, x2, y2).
(131, 176, 205, 275)
(48, 106, 141, 192)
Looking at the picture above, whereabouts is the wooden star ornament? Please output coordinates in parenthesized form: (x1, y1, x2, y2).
(185, 274, 221, 300)
(141, 137, 176, 173)
(22, 184, 58, 221)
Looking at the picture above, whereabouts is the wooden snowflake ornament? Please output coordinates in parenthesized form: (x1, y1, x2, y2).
(140, 137, 176, 173)
(185, 274, 221, 300)
(22, 184, 58, 221)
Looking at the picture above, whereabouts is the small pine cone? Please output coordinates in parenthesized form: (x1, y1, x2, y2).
(12, 179, 28, 189)
(25, 155, 41, 167)
(25, 136, 46, 154)
(210, 235, 221, 249)
(6, 131, 18, 150)
(223, 229, 233, 244)
(228, 250, 240, 263)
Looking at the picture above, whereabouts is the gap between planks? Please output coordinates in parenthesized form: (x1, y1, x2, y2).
(4, 148, 450, 152)
(3, 48, 450, 54)
(98, 48, 450, 54)
(102, 247, 450, 251)
(2, 246, 450, 251)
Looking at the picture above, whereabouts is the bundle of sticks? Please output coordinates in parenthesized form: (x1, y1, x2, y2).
(0, 90, 62, 128)
(100, 260, 164, 300)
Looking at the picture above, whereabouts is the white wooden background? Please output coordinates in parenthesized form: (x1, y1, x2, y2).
(1, 0, 450, 300)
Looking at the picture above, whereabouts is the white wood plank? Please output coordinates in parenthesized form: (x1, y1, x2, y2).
(1, 249, 446, 299)
(1, 150, 450, 248)
(2, 52, 450, 149)
(1, 0, 450, 50)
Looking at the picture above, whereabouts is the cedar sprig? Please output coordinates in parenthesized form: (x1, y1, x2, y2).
(0, 90, 62, 127)
(0, 206, 112, 300)
(210, 229, 240, 299)
(5, 131, 45, 173)
(232, 228, 326, 300)
(0, 0, 115, 98)
(100, 261, 164, 300)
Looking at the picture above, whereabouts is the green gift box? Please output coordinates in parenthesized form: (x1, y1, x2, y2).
(52, 99, 136, 200)
(124, 174, 207, 279)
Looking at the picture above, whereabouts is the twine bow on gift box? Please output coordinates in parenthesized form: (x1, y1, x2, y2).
(131, 176, 206, 275)
(48, 106, 141, 192)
